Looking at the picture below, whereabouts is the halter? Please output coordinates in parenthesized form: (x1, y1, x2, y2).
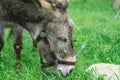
(35, 19, 76, 68)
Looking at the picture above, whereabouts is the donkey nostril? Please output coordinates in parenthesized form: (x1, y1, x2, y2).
(58, 70, 69, 77)
(69, 69, 73, 74)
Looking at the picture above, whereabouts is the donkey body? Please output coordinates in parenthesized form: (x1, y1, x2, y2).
(0, 0, 76, 77)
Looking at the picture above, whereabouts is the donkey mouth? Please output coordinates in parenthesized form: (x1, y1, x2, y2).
(56, 64, 75, 77)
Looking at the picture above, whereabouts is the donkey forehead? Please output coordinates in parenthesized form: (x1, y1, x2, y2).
(57, 26, 69, 34)
(48, 22, 70, 33)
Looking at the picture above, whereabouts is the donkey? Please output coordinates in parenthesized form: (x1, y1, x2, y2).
(0, 0, 76, 77)
(113, 0, 120, 11)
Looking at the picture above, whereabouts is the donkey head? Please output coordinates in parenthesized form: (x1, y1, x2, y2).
(46, 18, 76, 77)
(35, 0, 76, 77)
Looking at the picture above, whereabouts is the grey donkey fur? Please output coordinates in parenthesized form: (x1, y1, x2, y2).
(113, 0, 120, 11)
(0, 0, 76, 77)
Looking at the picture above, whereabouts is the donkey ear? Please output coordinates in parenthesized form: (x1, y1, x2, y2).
(38, 0, 70, 10)
(66, 0, 70, 3)
(38, 0, 52, 10)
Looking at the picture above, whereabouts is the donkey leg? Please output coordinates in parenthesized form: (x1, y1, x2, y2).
(0, 25, 5, 59)
(12, 25, 23, 67)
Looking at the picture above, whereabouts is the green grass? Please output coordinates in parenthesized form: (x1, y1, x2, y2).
(0, 0, 120, 80)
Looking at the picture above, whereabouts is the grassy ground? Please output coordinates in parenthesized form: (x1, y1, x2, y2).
(0, 0, 120, 80)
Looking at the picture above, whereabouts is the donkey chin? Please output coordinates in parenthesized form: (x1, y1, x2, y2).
(55, 56, 76, 77)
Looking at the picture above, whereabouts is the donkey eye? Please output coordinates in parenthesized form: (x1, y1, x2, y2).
(55, 3, 62, 10)
(58, 37, 67, 42)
